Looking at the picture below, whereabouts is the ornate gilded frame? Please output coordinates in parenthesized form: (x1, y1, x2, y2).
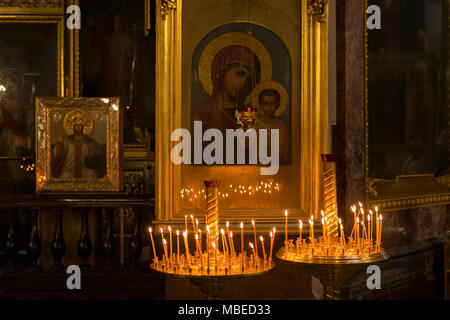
(36, 97, 122, 192)
(154, 0, 330, 229)
(0, 0, 64, 14)
(365, 0, 450, 211)
(0, 15, 65, 160)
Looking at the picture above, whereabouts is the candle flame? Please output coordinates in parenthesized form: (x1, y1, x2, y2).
(260, 236, 264, 242)
(190, 215, 193, 219)
(351, 205, 356, 213)
(226, 221, 229, 228)
(160, 227, 163, 234)
(176, 230, 179, 236)
(273, 227, 276, 234)
(359, 202, 363, 208)
(356, 217, 360, 223)
(249, 242, 254, 249)
(240, 222, 243, 229)
(195, 234, 198, 240)
(284, 210, 288, 217)
(212, 242, 216, 249)
(185, 215, 187, 218)
(340, 224, 344, 230)
(321, 217, 324, 225)
(149, 227, 152, 233)
(252, 219, 255, 225)
(196, 219, 198, 225)
(206, 225, 210, 232)
(163, 239, 167, 245)
(367, 215, 371, 221)
(230, 231, 233, 238)
(380, 214, 383, 221)
(168, 226, 172, 232)
(321, 210, 325, 217)
(221, 229, 225, 235)
(270, 231, 273, 238)
(310, 215, 314, 221)
(375, 206, 378, 213)
(338, 218, 342, 224)
(299, 220, 303, 228)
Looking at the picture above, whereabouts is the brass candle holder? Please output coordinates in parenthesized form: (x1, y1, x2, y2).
(149, 180, 275, 299)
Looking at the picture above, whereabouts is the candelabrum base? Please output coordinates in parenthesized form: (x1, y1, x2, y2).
(276, 245, 390, 300)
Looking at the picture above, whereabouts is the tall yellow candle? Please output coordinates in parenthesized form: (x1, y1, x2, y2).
(190, 215, 196, 233)
(195, 233, 200, 255)
(168, 226, 172, 261)
(185, 215, 188, 231)
(160, 227, 164, 246)
(252, 219, 258, 257)
(379, 214, 383, 246)
(230, 231, 235, 256)
(212, 242, 217, 269)
(269, 231, 274, 265)
(356, 217, 360, 245)
(367, 213, 372, 244)
(195, 219, 199, 234)
(260, 236, 266, 265)
(148, 227, 157, 260)
(321, 217, 326, 246)
(176, 230, 180, 260)
(163, 238, 168, 262)
(206, 226, 210, 271)
(298, 220, 303, 242)
(240, 222, 244, 269)
(284, 210, 288, 244)
(199, 229, 202, 253)
(249, 242, 256, 267)
(376, 217, 380, 247)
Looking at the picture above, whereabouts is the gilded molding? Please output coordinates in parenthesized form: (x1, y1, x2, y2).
(161, 0, 176, 20)
(307, 0, 327, 23)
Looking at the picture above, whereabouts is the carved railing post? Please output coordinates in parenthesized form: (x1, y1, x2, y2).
(4, 210, 17, 272)
(129, 209, 143, 269)
(102, 208, 115, 271)
(27, 209, 42, 272)
(78, 208, 93, 269)
(51, 209, 66, 272)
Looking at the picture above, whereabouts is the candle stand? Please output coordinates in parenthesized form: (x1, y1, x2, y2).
(276, 245, 389, 299)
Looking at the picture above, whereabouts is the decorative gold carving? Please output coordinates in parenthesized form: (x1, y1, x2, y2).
(0, 0, 63, 14)
(124, 171, 145, 195)
(307, 0, 327, 23)
(205, 181, 220, 249)
(161, 0, 176, 20)
(36, 97, 122, 192)
(321, 155, 338, 241)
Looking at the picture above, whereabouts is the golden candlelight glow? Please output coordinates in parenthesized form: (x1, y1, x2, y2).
(278, 203, 386, 261)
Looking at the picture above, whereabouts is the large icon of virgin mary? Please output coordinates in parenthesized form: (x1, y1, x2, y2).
(192, 32, 273, 133)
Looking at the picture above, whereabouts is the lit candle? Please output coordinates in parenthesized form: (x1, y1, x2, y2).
(321, 217, 326, 246)
(163, 238, 168, 262)
(367, 213, 372, 244)
(252, 219, 258, 258)
(339, 223, 345, 247)
(260, 236, 266, 265)
(240, 222, 244, 269)
(195, 219, 199, 234)
(221, 228, 228, 256)
(176, 230, 180, 261)
(298, 220, 303, 242)
(309, 218, 314, 243)
(356, 217, 360, 245)
(350, 205, 357, 240)
(206, 226, 210, 271)
(226, 221, 232, 255)
(379, 214, 383, 247)
(284, 210, 288, 244)
(183, 230, 190, 257)
(168, 226, 172, 262)
(195, 233, 200, 256)
(199, 229, 202, 253)
(212, 242, 217, 269)
(230, 231, 235, 256)
(190, 215, 196, 233)
(148, 227, 157, 261)
(249, 242, 256, 267)
(376, 216, 380, 248)
(160, 227, 164, 245)
(269, 231, 274, 265)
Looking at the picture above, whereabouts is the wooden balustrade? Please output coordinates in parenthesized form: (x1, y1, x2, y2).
(0, 194, 153, 274)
